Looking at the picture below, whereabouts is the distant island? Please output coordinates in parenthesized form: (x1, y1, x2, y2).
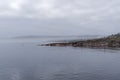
(13, 35, 100, 39)
(13, 35, 72, 39)
(41, 33, 120, 48)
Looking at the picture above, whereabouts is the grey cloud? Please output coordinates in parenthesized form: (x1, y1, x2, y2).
(0, 0, 120, 19)
(0, 0, 120, 37)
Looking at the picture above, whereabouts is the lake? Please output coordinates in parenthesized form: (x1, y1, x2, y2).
(0, 37, 120, 80)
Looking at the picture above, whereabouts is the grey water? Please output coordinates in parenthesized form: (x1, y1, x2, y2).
(0, 37, 120, 80)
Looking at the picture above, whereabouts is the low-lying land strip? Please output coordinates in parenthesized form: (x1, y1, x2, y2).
(41, 33, 120, 48)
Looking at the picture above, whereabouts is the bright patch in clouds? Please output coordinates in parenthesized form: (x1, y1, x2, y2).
(10, 0, 23, 10)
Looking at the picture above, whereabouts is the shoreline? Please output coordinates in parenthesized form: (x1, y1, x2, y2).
(41, 33, 120, 49)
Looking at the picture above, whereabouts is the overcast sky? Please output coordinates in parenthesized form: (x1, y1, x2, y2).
(0, 0, 120, 37)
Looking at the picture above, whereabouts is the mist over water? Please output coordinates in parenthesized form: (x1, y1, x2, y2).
(0, 0, 120, 79)
(0, 37, 120, 80)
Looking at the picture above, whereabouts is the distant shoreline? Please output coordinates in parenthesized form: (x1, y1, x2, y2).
(41, 33, 120, 49)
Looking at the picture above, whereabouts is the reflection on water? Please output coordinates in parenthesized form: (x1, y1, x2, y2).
(0, 38, 120, 80)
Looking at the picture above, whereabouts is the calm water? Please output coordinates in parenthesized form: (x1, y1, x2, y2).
(0, 38, 120, 80)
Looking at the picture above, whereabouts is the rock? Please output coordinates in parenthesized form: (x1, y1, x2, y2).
(40, 33, 120, 48)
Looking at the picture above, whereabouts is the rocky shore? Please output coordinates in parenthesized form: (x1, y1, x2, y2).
(41, 33, 120, 48)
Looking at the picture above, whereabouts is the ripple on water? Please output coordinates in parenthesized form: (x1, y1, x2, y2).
(0, 68, 20, 80)
(48, 72, 120, 80)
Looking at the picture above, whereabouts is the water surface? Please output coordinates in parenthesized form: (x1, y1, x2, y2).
(0, 38, 120, 80)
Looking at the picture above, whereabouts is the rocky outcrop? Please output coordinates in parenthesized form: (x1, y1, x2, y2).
(41, 33, 120, 48)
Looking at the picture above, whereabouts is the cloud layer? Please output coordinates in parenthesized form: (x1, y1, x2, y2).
(0, 0, 120, 18)
(0, 0, 120, 37)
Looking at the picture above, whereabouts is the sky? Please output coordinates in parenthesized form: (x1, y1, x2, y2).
(0, 0, 120, 37)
